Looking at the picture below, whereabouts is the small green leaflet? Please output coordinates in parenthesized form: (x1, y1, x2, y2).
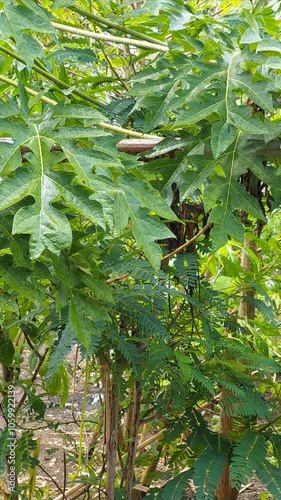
(0, 256, 44, 301)
(240, 28, 262, 44)
(1, 2, 54, 66)
(131, 209, 176, 271)
(50, 103, 107, 123)
(146, 469, 193, 499)
(0, 429, 10, 476)
(194, 449, 227, 499)
(175, 350, 192, 380)
(257, 39, 281, 55)
(257, 460, 281, 498)
(3, 2, 55, 34)
(119, 174, 179, 221)
(211, 121, 237, 159)
(209, 208, 244, 249)
(69, 294, 106, 352)
(0, 329, 14, 366)
(231, 432, 267, 489)
(12, 179, 72, 259)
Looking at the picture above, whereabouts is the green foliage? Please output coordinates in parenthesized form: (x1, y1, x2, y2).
(0, 0, 280, 498)
(230, 432, 267, 489)
(15, 432, 39, 475)
(194, 449, 227, 499)
(0, 328, 14, 366)
(0, 428, 10, 477)
(257, 460, 281, 498)
(46, 325, 76, 378)
(145, 469, 193, 499)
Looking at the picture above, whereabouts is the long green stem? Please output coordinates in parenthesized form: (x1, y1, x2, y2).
(0, 75, 57, 105)
(51, 21, 168, 52)
(0, 73, 159, 139)
(69, 5, 167, 47)
(0, 45, 105, 108)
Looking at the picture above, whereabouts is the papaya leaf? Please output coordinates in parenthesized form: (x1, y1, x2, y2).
(50, 103, 107, 123)
(257, 39, 281, 55)
(48, 171, 105, 228)
(0, 329, 14, 366)
(12, 175, 72, 259)
(211, 120, 237, 158)
(69, 294, 105, 352)
(119, 174, 179, 221)
(3, 3, 54, 34)
(0, 256, 43, 301)
(131, 209, 176, 270)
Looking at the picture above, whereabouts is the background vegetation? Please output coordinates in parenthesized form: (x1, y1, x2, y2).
(0, 0, 281, 498)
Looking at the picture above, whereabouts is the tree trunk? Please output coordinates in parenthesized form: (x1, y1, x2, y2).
(124, 381, 141, 500)
(217, 238, 256, 499)
(217, 410, 239, 500)
(238, 239, 256, 328)
(104, 361, 119, 500)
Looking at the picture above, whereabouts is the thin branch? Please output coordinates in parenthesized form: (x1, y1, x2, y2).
(52, 483, 91, 500)
(38, 464, 66, 498)
(16, 348, 49, 412)
(161, 223, 212, 262)
(63, 450, 67, 499)
(22, 332, 45, 362)
(68, 6, 167, 47)
(0, 75, 56, 105)
(104, 273, 129, 284)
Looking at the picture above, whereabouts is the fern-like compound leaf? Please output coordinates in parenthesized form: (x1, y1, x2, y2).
(230, 432, 267, 489)
(194, 449, 227, 500)
(257, 460, 281, 498)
